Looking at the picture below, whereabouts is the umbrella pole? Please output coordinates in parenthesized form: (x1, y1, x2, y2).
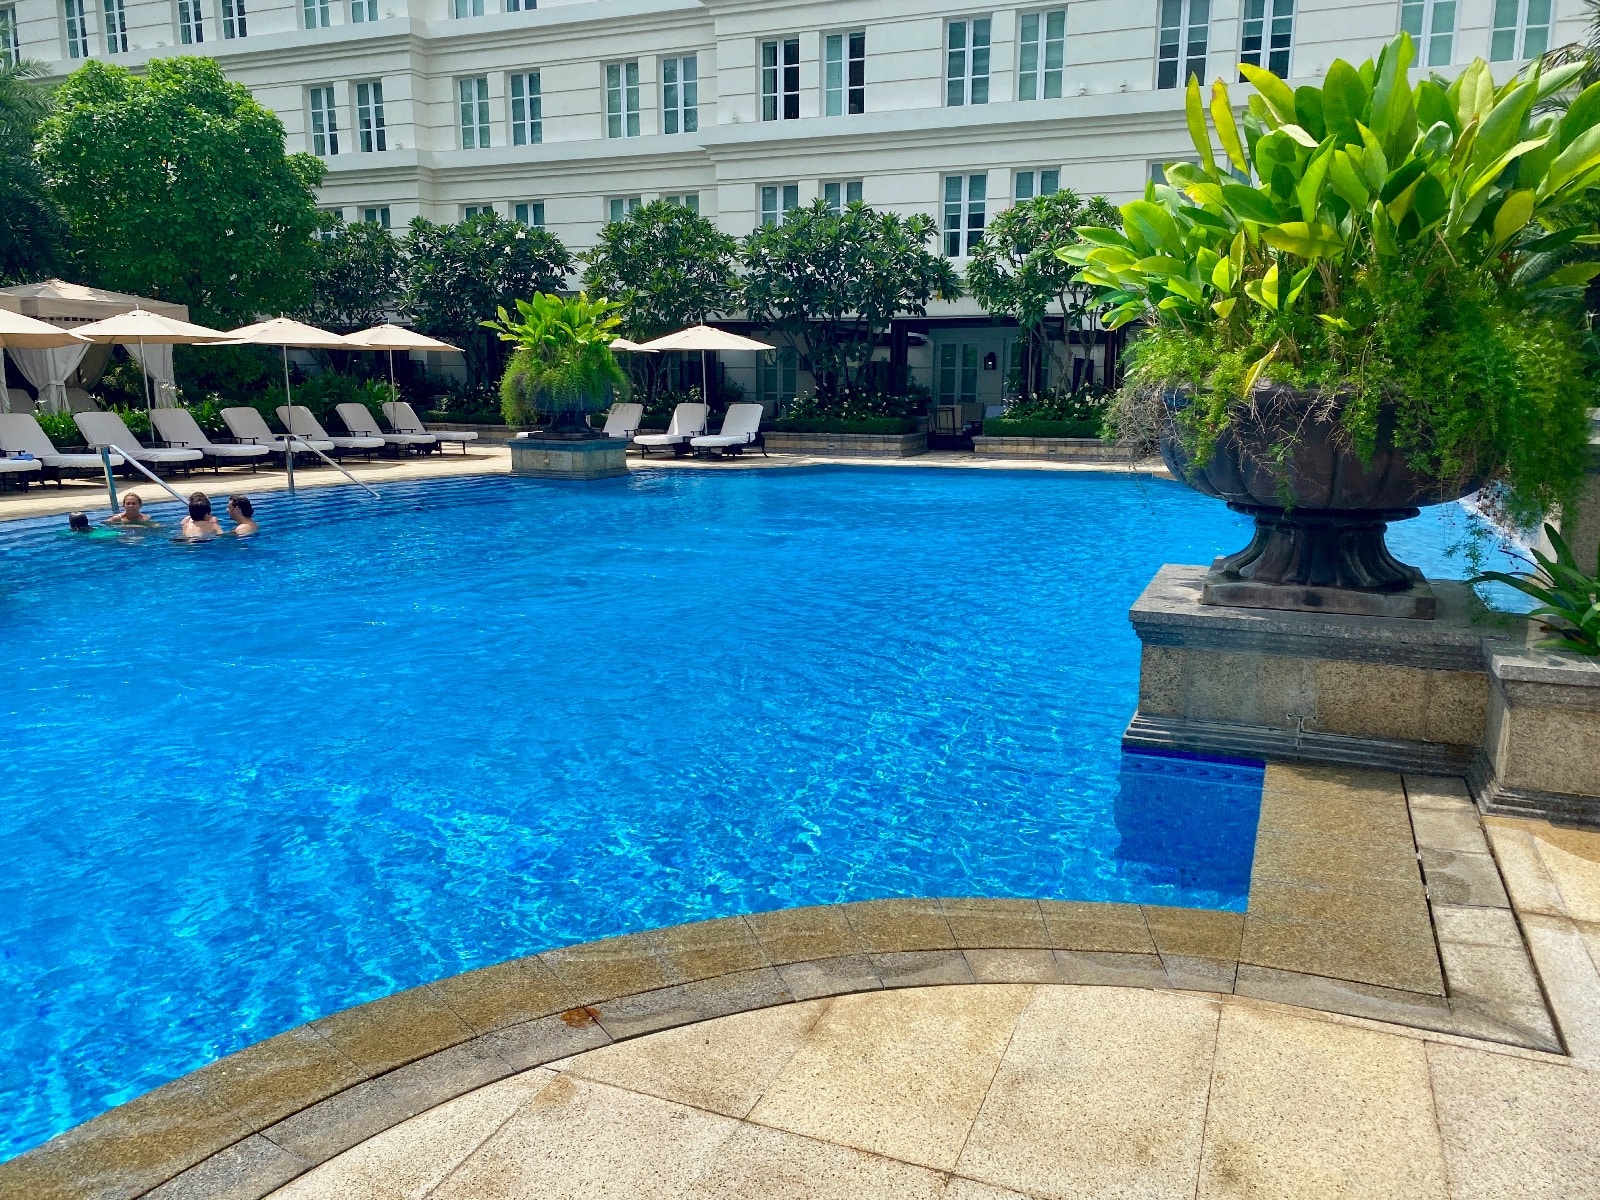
(139, 336, 152, 421)
(282, 345, 296, 494)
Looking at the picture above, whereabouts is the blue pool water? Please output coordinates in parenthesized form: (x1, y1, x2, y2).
(0, 467, 1505, 1158)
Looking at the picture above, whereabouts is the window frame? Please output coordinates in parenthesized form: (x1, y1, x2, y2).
(758, 347, 798, 412)
(1018, 8, 1066, 101)
(662, 54, 698, 135)
(0, 5, 17, 66)
(1239, 0, 1293, 77)
(605, 60, 641, 139)
(1013, 167, 1060, 201)
(308, 85, 340, 156)
(355, 80, 386, 152)
(504, 0, 534, 9)
(1399, 0, 1454, 68)
(946, 17, 992, 107)
(1490, 0, 1551, 61)
(1156, 0, 1210, 91)
(606, 196, 643, 223)
(177, 0, 203, 45)
(361, 205, 391, 228)
(823, 29, 865, 116)
(303, 0, 330, 29)
(452, 0, 484, 16)
(220, 0, 246, 38)
(63, 0, 90, 59)
(514, 201, 545, 226)
(759, 182, 800, 227)
(761, 37, 801, 121)
(510, 71, 543, 146)
(462, 204, 495, 220)
(663, 192, 700, 214)
(821, 179, 864, 213)
(458, 75, 490, 150)
(350, 0, 376, 20)
(942, 172, 987, 257)
(102, 0, 127, 52)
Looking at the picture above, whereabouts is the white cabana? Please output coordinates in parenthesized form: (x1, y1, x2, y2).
(0, 310, 87, 415)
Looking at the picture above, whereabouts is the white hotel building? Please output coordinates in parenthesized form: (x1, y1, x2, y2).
(0, 0, 1586, 406)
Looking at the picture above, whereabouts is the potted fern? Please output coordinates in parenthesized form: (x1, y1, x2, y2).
(1064, 33, 1600, 617)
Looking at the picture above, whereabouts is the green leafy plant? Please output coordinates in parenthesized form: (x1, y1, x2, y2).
(484, 292, 628, 431)
(1061, 32, 1600, 525)
(1, 60, 68, 284)
(1473, 524, 1600, 655)
(300, 220, 406, 333)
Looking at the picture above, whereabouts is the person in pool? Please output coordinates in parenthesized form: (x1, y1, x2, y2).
(179, 493, 223, 539)
(105, 492, 158, 526)
(67, 511, 91, 532)
(227, 495, 258, 537)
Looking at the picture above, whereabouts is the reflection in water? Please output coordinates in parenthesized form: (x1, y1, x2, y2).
(1113, 749, 1265, 907)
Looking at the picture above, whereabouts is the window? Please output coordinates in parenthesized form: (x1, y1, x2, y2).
(943, 173, 986, 257)
(350, 0, 375, 19)
(505, 0, 534, 8)
(946, 18, 991, 106)
(1490, 0, 1551, 61)
(760, 183, 800, 227)
(514, 201, 545, 226)
(221, 0, 246, 38)
(458, 76, 490, 149)
(664, 192, 700, 213)
(662, 55, 698, 134)
(822, 179, 863, 213)
(1157, 0, 1209, 90)
(607, 196, 642, 222)
(103, 0, 127, 52)
(309, 86, 339, 155)
(937, 343, 980, 406)
(463, 204, 494, 219)
(361, 206, 391, 227)
(510, 71, 542, 145)
(1014, 168, 1060, 200)
(758, 348, 797, 411)
(1018, 9, 1065, 100)
(453, 0, 483, 15)
(824, 30, 865, 116)
(1240, 0, 1292, 76)
(303, 0, 329, 28)
(356, 81, 386, 152)
(1399, 0, 1453, 67)
(0, 6, 16, 66)
(605, 61, 640, 138)
(761, 37, 800, 121)
(63, 0, 89, 58)
(177, 0, 203, 42)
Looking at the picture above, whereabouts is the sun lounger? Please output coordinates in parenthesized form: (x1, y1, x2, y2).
(150, 408, 270, 472)
(336, 403, 437, 453)
(632, 402, 709, 456)
(0, 454, 41, 490)
(0, 414, 123, 486)
(690, 403, 766, 456)
(383, 401, 477, 454)
(277, 406, 385, 460)
(74, 411, 203, 472)
(600, 403, 644, 441)
(220, 407, 335, 458)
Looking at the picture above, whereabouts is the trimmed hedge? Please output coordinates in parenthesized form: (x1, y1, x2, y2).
(770, 417, 919, 435)
(982, 418, 1103, 439)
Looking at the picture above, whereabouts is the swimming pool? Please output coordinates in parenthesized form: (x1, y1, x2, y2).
(0, 466, 1500, 1158)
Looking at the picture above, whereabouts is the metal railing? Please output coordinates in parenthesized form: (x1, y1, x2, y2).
(102, 446, 188, 510)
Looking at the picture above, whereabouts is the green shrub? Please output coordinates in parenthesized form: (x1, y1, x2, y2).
(34, 411, 81, 447)
(982, 418, 1103, 439)
(770, 416, 918, 435)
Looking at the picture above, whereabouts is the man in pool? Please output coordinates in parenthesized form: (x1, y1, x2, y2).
(227, 495, 258, 537)
(179, 493, 223, 539)
(105, 492, 158, 526)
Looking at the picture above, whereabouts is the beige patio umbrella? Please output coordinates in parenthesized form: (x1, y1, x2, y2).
(0, 309, 86, 413)
(343, 324, 460, 400)
(224, 318, 354, 490)
(72, 308, 234, 417)
(609, 337, 658, 352)
(634, 325, 773, 402)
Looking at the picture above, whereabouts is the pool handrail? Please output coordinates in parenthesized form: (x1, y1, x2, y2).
(103, 445, 187, 509)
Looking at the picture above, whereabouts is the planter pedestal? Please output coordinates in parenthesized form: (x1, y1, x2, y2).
(509, 436, 629, 480)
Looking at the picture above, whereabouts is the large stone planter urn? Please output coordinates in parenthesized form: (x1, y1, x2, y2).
(1161, 387, 1485, 619)
(509, 411, 628, 480)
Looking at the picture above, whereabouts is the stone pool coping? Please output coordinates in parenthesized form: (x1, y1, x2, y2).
(0, 764, 1561, 1200)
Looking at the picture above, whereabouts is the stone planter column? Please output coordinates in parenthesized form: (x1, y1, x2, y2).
(509, 436, 629, 480)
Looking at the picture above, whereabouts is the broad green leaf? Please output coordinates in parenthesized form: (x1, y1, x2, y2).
(1134, 255, 1189, 275)
(1539, 123, 1600, 199)
(1212, 296, 1238, 317)
(1468, 136, 1551, 200)
(1280, 124, 1322, 148)
(1472, 78, 1538, 174)
(1415, 79, 1457, 135)
(1103, 300, 1146, 328)
(1240, 345, 1278, 396)
(1262, 220, 1345, 258)
(1318, 314, 1354, 331)
(1386, 174, 1423, 224)
(1185, 76, 1215, 169)
(1298, 149, 1332, 223)
(1328, 151, 1371, 209)
(1455, 59, 1495, 124)
(1357, 124, 1389, 190)
(1211, 256, 1237, 290)
(1321, 59, 1369, 142)
(1369, 31, 1415, 144)
(1294, 86, 1327, 141)
(1284, 264, 1316, 307)
(1536, 62, 1585, 105)
(1491, 188, 1535, 248)
(1124, 200, 1184, 254)
(1240, 62, 1297, 125)
(1412, 173, 1448, 227)
(1417, 120, 1454, 161)
(1163, 275, 1205, 303)
(1561, 81, 1600, 149)
(1222, 184, 1283, 224)
(1371, 204, 1399, 256)
(1211, 80, 1249, 174)
(1072, 226, 1133, 249)
(1542, 261, 1600, 287)
(1379, 158, 1427, 204)
(1186, 182, 1228, 210)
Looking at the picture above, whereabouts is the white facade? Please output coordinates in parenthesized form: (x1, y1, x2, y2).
(4, 0, 1586, 402)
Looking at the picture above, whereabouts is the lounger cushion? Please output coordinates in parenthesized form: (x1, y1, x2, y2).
(151, 409, 270, 461)
(336, 403, 436, 447)
(75, 412, 203, 463)
(0, 457, 40, 473)
(632, 432, 687, 446)
(690, 434, 754, 448)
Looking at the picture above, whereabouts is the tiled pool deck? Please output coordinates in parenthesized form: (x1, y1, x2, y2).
(8, 762, 1600, 1198)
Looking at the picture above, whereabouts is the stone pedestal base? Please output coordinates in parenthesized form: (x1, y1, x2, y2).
(1202, 567, 1438, 620)
(1127, 565, 1508, 775)
(1473, 643, 1600, 824)
(509, 437, 629, 480)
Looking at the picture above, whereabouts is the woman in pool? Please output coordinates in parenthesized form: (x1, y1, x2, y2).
(179, 493, 223, 539)
(227, 495, 258, 537)
(105, 492, 158, 526)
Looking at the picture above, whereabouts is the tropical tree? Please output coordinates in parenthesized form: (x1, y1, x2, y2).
(405, 212, 571, 386)
(300, 220, 406, 333)
(0, 61, 67, 284)
(742, 200, 960, 401)
(484, 292, 627, 432)
(36, 57, 325, 325)
(966, 188, 1120, 398)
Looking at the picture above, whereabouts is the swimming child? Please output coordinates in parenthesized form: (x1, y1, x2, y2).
(227, 495, 258, 537)
(67, 512, 90, 532)
(179, 493, 223, 539)
(105, 493, 158, 526)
